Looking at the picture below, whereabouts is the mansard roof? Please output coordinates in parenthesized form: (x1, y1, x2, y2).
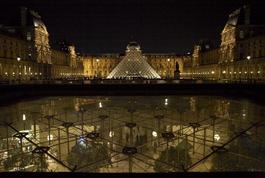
(226, 4, 265, 27)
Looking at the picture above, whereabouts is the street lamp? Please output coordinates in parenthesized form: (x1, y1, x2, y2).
(96, 59, 99, 78)
(17, 57, 21, 82)
(23, 113, 26, 130)
(167, 58, 171, 78)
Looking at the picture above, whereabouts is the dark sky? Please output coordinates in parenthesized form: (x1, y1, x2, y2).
(0, 0, 265, 54)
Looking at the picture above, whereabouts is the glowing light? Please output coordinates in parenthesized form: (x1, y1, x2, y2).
(211, 71, 215, 74)
(258, 71, 261, 74)
(23, 114, 26, 121)
(109, 131, 114, 138)
(77, 136, 86, 147)
(214, 134, 220, 141)
(99, 102, 103, 108)
(152, 131, 158, 137)
(17, 57, 21, 61)
(247, 56, 251, 60)
(47, 134, 53, 141)
(164, 98, 168, 106)
(222, 71, 226, 74)
(167, 58, 170, 62)
(96, 59, 99, 62)
(242, 113, 246, 117)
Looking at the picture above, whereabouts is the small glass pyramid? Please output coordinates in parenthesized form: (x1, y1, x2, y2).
(107, 42, 161, 79)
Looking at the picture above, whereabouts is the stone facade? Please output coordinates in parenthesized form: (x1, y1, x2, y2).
(182, 5, 265, 81)
(1, 5, 265, 81)
(83, 53, 188, 79)
(0, 7, 83, 81)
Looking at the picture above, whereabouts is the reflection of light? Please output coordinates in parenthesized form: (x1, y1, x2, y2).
(109, 131, 114, 138)
(165, 98, 168, 106)
(47, 134, 53, 141)
(78, 136, 86, 147)
(99, 102, 103, 108)
(214, 134, 220, 141)
(23, 114, 26, 121)
(152, 131, 158, 137)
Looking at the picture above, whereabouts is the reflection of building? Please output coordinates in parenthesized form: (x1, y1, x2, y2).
(0, 7, 83, 81)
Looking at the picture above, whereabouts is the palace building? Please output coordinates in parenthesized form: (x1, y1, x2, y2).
(0, 7, 83, 81)
(182, 5, 265, 81)
(1, 4, 265, 81)
(83, 4, 265, 81)
(83, 43, 187, 79)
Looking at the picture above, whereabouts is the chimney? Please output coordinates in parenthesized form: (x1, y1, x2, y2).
(20, 6, 28, 27)
(244, 4, 251, 25)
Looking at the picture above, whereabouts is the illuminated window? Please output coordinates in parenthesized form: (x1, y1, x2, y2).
(26, 32, 31, 41)
(239, 30, 244, 39)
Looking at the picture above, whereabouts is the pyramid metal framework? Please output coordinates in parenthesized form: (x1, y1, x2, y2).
(107, 42, 161, 79)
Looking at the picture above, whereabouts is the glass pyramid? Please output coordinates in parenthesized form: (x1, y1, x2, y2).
(107, 42, 161, 79)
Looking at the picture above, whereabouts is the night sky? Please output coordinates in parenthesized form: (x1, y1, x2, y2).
(0, 0, 265, 54)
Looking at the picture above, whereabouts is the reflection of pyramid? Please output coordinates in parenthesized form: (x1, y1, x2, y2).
(107, 42, 161, 79)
